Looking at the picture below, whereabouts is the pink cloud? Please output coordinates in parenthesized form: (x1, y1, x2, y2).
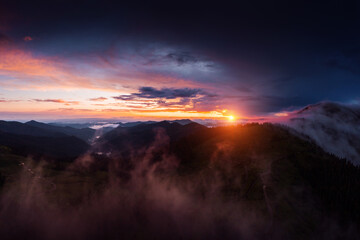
(89, 97, 107, 101)
(32, 99, 80, 105)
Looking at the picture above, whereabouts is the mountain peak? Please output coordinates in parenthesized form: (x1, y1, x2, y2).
(26, 120, 38, 123)
(297, 102, 339, 114)
(296, 102, 360, 122)
(25, 120, 43, 125)
(168, 119, 193, 125)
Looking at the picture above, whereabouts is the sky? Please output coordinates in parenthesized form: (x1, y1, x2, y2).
(0, 0, 359, 121)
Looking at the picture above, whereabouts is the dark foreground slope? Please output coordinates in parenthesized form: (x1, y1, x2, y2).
(173, 123, 360, 237)
(0, 123, 359, 239)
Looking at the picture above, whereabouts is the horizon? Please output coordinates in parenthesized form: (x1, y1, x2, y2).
(0, 117, 250, 126)
(1, 100, 358, 126)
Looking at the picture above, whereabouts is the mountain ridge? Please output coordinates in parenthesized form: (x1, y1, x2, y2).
(287, 101, 360, 165)
(26, 120, 95, 142)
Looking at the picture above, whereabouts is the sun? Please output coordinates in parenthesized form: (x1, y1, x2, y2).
(227, 115, 235, 121)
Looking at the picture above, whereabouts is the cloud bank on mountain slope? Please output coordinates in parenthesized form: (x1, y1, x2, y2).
(284, 102, 360, 166)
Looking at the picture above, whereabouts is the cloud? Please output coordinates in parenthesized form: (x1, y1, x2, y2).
(0, 44, 206, 92)
(113, 87, 206, 100)
(0, 98, 20, 102)
(110, 86, 224, 114)
(0, 41, 291, 116)
(235, 86, 253, 93)
(32, 99, 80, 105)
(0, 47, 85, 90)
(112, 86, 220, 111)
(23, 36, 33, 42)
(284, 102, 360, 166)
(89, 97, 107, 101)
(165, 52, 199, 65)
(0, 130, 275, 239)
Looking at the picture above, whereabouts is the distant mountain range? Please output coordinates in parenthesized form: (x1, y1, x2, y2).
(0, 119, 202, 161)
(49, 119, 195, 129)
(26, 120, 95, 142)
(2, 106, 360, 167)
(0, 120, 94, 160)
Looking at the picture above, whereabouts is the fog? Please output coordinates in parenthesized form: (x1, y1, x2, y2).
(0, 131, 271, 240)
(285, 102, 360, 165)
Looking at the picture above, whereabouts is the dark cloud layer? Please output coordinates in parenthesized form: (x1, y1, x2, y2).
(112, 87, 221, 112)
(114, 87, 208, 100)
(166, 52, 199, 65)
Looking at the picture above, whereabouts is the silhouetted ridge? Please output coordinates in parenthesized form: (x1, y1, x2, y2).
(25, 120, 95, 142)
(116, 119, 195, 128)
(0, 120, 66, 137)
(0, 130, 89, 160)
(96, 121, 206, 163)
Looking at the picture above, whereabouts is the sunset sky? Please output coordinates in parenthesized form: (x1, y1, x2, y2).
(0, 1, 359, 121)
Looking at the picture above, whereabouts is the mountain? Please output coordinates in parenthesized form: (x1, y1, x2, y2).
(116, 119, 195, 128)
(117, 121, 158, 128)
(95, 121, 207, 164)
(0, 120, 95, 142)
(26, 120, 95, 142)
(0, 120, 67, 137)
(173, 123, 360, 238)
(1, 121, 360, 238)
(49, 122, 95, 129)
(0, 120, 91, 160)
(48, 119, 196, 131)
(286, 102, 360, 165)
(101, 120, 206, 145)
(169, 119, 194, 125)
(0, 130, 89, 160)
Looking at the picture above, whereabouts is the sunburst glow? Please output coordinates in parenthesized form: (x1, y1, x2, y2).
(227, 115, 235, 121)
